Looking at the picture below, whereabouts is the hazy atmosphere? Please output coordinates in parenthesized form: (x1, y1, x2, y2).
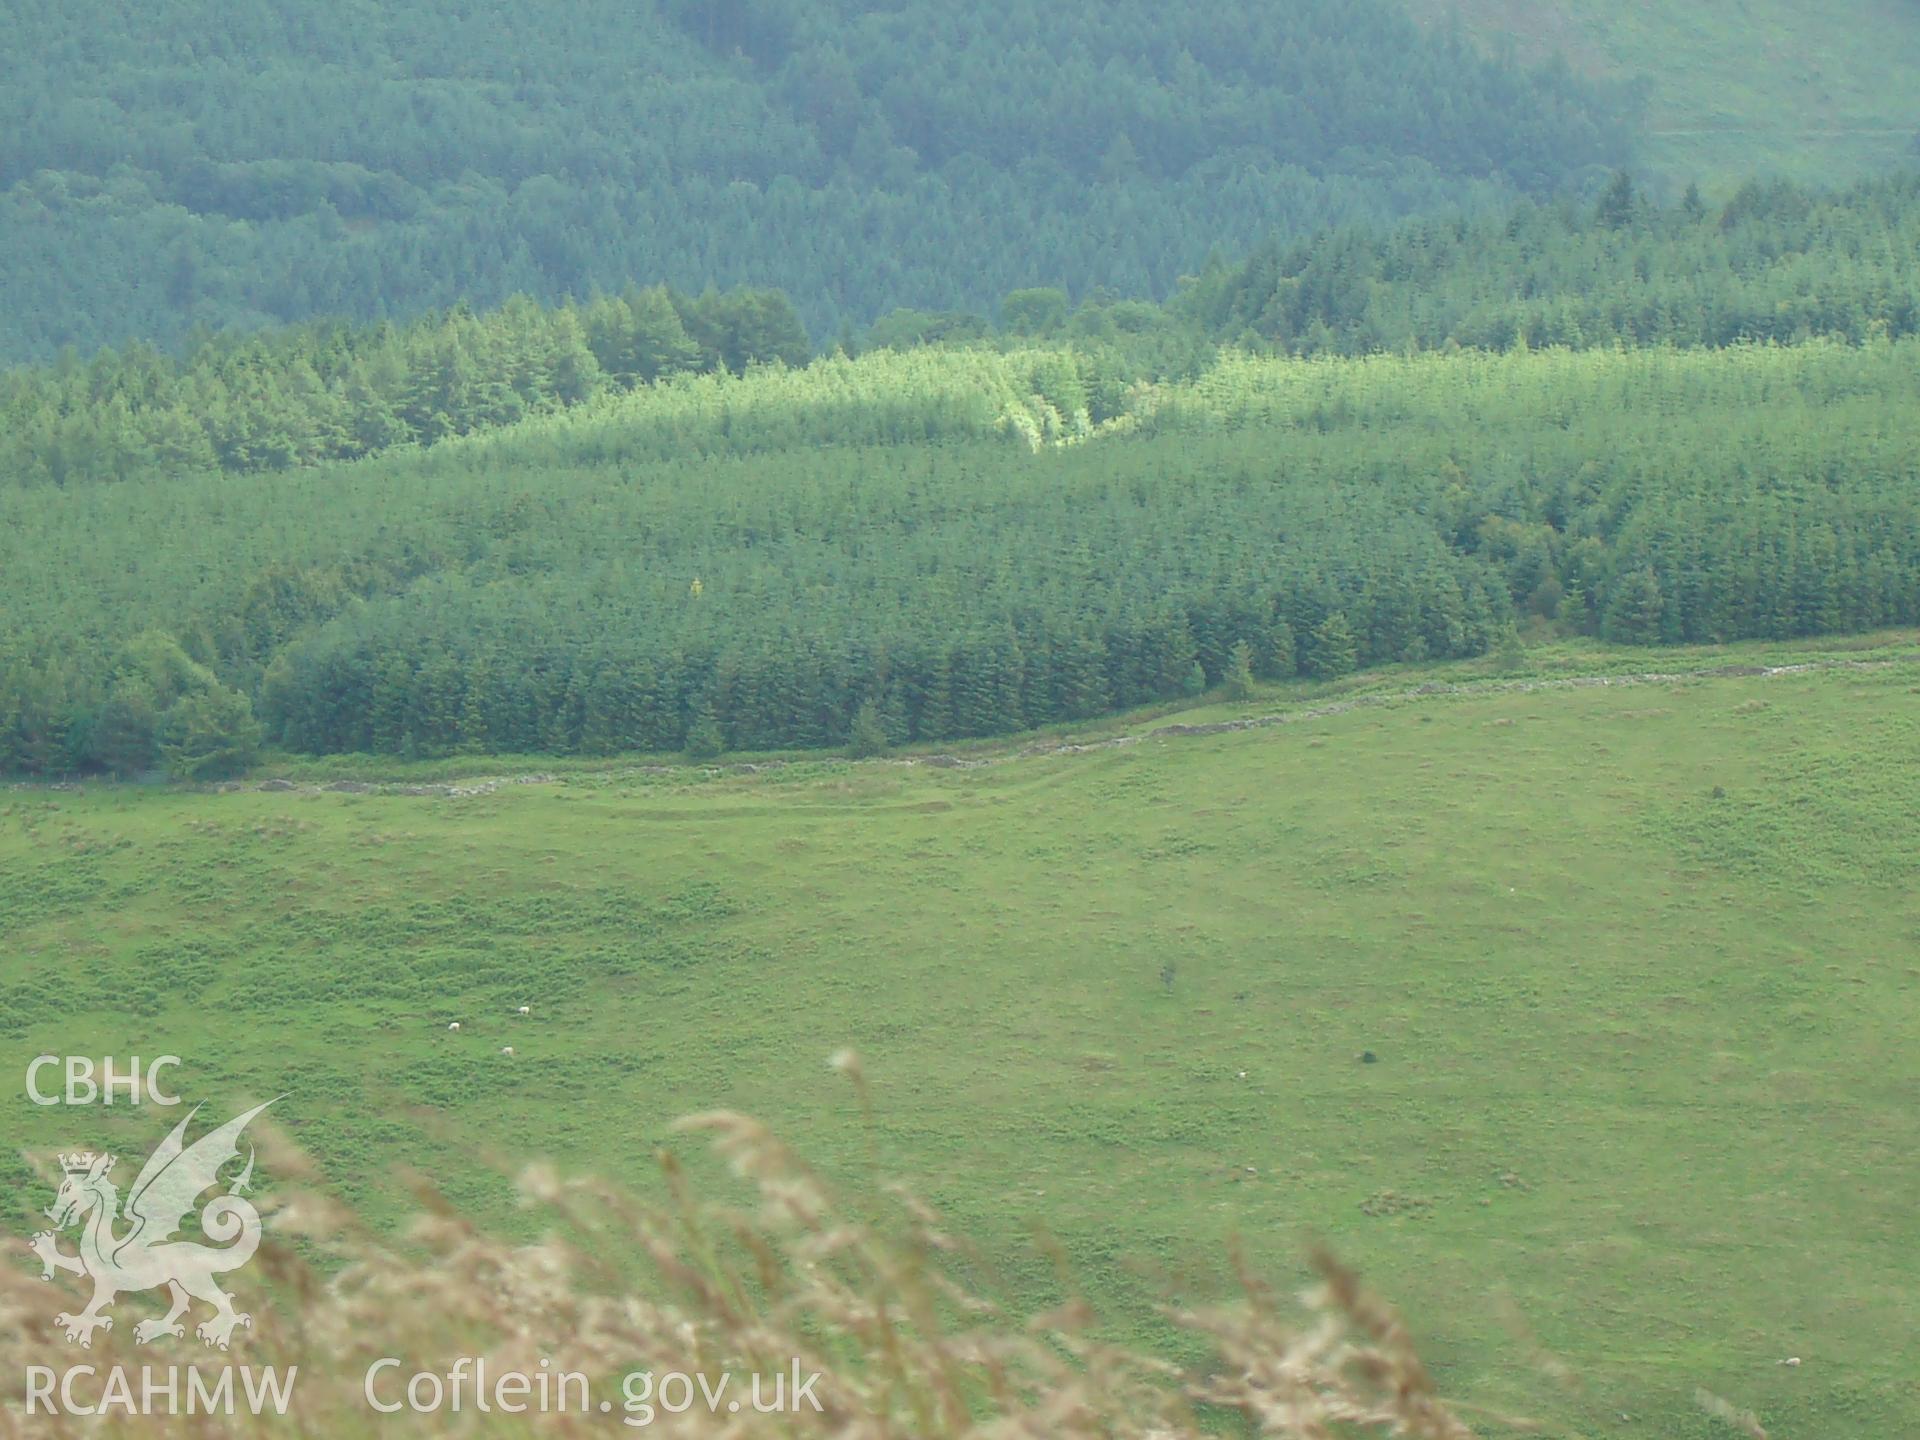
(3, 3, 1918, 1437)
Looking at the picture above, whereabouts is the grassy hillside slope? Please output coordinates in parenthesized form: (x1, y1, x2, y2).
(4, 636, 1918, 1436)
(1415, 0, 1920, 185)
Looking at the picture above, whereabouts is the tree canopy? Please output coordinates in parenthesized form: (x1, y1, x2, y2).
(0, 0, 1637, 361)
(4, 337, 1917, 773)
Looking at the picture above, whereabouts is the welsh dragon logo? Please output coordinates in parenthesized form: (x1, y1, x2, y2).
(25, 1100, 274, 1350)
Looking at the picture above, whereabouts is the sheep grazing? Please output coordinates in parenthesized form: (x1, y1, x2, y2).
(516, 1005, 531, 1016)
(501, 1046, 515, 1056)
(447, 1022, 461, 1032)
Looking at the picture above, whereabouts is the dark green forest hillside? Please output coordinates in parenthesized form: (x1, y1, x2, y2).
(4, 339, 1918, 777)
(6, 175, 1916, 489)
(0, 0, 1635, 361)
(8, 2, 1920, 779)
(1185, 173, 1920, 353)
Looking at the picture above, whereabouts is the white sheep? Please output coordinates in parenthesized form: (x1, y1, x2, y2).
(516, 1005, 531, 1016)
(501, 1046, 515, 1056)
(447, 1022, 461, 1032)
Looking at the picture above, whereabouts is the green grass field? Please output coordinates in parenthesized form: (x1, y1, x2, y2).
(1414, 0, 1920, 187)
(6, 635, 1919, 1436)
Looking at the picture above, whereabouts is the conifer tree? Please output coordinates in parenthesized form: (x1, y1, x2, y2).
(847, 697, 890, 758)
(91, 678, 162, 777)
(1223, 640, 1256, 700)
(156, 685, 263, 780)
(685, 702, 726, 761)
(1601, 568, 1666, 645)
(1259, 619, 1298, 680)
(1305, 612, 1358, 680)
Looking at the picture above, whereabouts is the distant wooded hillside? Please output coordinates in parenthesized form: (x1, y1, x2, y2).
(0, 0, 1635, 360)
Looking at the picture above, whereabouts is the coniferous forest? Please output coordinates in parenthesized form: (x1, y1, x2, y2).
(12, 7, 1920, 1436)
(2, 2, 1919, 779)
(6, 174, 1919, 489)
(4, 333, 1919, 776)
(1, 0, 1635, 361)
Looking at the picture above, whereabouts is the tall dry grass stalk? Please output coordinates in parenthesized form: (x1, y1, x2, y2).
(3, 1060, 1481, 1438)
